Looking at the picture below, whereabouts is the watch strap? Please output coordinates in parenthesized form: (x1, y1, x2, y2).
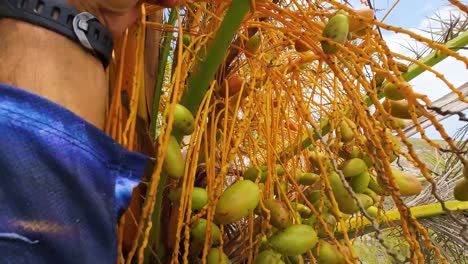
(0, 0, 113, 68)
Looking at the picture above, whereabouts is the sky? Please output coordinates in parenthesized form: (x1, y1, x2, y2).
(349, 0, 468, 139)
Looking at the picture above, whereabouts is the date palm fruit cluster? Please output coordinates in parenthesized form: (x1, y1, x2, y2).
(162, 104, 323, 262)
(294, 9, 422, 123)
(237, 116, 425, 262)
(157, 5, 463, 263)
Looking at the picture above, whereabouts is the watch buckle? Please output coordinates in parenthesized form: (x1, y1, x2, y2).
(72, 12, 96, 52)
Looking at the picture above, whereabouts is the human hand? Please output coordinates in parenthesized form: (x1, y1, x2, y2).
(67, 0, 177, 36)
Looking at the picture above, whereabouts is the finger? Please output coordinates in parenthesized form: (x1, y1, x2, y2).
(97, 0, 140, 13)
(101, 6, 140, 37)
(145, 0, 178, 8)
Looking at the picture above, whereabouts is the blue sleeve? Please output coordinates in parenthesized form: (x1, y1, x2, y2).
(0, 83, 150, 264)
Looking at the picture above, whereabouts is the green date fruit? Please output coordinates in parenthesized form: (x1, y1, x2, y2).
(244, 164, 285, 183)
(286, 255, 304, 264)
(191, 219, 221, 245)
(168, 187, 208, 210)
(340, 158, 367, 177)
(163, 135, 185, 179)
(263, 199, 293, 229)
(291, 202, 312, 218)
(314, 240, 345, 264)
(207, 248, 230, 264)
(378, 168, 422, 196)
(321, 13, 349, 54)
(350, 171, 371, 193)
(338, 118, 356, 143)
(215, 180, 260, 224)
(383, 82, 406, 101)
(246, 34, 261, 57)
(366, 206, 379, 217)
(329, 172, 372, 214)
(269, 224, 318, 256)
(254, 250, 284, 264)
(297, 172, 320, 185)
(454, 179, 468, 201)
(183, 34, 191, 47)
(167, 104, 195, 135)
(382, 99, 423, 120)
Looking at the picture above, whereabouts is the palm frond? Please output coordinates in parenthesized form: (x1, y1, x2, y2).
(401, 6, 468, 60)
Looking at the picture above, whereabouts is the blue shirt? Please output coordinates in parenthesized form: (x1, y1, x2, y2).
(0, 83, 149, 263)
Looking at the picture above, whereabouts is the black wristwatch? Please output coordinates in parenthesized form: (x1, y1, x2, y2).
(0, 0, 113, 68)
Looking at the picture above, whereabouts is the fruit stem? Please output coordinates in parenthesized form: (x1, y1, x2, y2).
(144, 1, 252, 261)
(149, 9, 178, 139)
(179, 0, 251, 115)
(337, 200, 468, 234)
(143, 172, 168, 263)
(402, 30, 468, 82)
(144, 8, 177, 263)
(365, 30, 468, 105)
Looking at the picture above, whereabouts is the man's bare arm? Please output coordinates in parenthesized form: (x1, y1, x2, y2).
(0, 19, 108, 128)
(0, 0, 176, 129)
